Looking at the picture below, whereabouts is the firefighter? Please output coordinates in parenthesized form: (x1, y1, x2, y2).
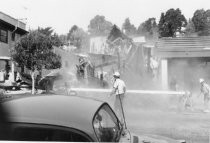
(183, 91, 193, 111)
(198, 78, 210, 112)
(110, 72, 126, 129)
(76, 57, 86, 79)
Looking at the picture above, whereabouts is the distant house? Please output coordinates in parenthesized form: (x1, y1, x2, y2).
(89, 36, 110, 54)
(0, 11, 28, 57)
(154, 36, 210, 90)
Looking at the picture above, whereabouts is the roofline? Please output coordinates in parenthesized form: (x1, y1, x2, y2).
(0, 11, 28, 34)
(0, 56, 11, 60)
(0, 11, 26, 26)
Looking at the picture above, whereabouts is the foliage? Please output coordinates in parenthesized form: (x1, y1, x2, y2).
(67, 25, 89, 51)
(192, 9, 210, 36)
(67, 25, 78, 40)
(158, 13, 165, 37)
(137, 18, 158, 38)
(11, 31, 61, 71)
(107, 25, 127, 42)
(158, 8, 187, 37)
(51, 33, 63, 47)
(184, 19, 196, 35)
(107, 24, 132, 57)
(38, 27, 54, 36)
(122, 18, 137, 35)
(38, 27, 63, 47)
(88, 15, 113, 36)
(11, 30, 61, 94)
(59, 34, 68, 45)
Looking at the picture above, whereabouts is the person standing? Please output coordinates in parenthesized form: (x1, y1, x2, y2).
(110, 71, 126, 128)
(199, 78, 210, 112)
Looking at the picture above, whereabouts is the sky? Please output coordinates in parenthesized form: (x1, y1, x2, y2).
(1, 0, 210, 35)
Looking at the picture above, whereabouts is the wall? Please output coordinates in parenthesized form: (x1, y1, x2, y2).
(0, 28, 22, 57)
(90, 37, 111, 54)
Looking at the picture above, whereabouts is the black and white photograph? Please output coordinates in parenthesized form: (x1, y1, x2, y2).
(0, 0, 210, 142)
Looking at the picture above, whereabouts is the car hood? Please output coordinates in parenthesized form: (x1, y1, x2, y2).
(119, 131, 184, 143)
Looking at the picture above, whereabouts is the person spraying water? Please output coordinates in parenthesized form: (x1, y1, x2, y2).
(109, 71, 127, 134)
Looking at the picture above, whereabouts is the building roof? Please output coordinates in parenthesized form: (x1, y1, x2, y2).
(0, 11, 27, 34)
(3, 95, 104, 140)
(0, 56, 11, 60)
(154, 36, 210, 58)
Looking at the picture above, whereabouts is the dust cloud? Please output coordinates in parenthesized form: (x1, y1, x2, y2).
(52, 53, 210, 143)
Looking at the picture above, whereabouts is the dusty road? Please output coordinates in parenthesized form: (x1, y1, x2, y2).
(80, 91, 210, 143)
(4, 90, 210, 143)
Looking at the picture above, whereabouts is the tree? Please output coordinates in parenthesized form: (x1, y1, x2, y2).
(192, 9, 210, 36)
(38, 27, 54, 36)
(122, 18, 137, 35)
(88, 15, 113, 36)
(67, 26, 89, 52)
(137, 18, 158, 38)
(67, 25, 78, 41)
(184, 19, 196, 36)
(137, 22, 146, 35)
(51, 33, 63, 47)
(38, 27, 63, 47)
(158, 13, 166, 37)
(72, 28, 89, 51)
(11, 31, 61, 94)
(108, 25, 125, 42)
(158, 8, 187, 37)
(59, 34, 68, 45)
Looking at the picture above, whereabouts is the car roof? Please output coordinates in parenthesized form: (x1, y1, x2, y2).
(3, 95, 104, 140)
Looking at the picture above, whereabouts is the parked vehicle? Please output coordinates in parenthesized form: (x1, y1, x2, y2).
(0, 95, 184, 142)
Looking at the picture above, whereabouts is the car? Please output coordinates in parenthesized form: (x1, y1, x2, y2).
(0, 94, 185, 142)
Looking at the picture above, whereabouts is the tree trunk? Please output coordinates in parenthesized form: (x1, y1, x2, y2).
(31, 71, 36, 94)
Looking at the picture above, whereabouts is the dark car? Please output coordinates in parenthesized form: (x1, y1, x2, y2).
(0, 95, 184, 142)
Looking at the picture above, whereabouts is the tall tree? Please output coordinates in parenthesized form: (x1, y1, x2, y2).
(108, 25, 125, 42)
(122, 18, 137, 35)
(11, 31, 61, 94)
(67, 25, 78, 41)
(67, 26, 89, 52)
(158, 13, 166, 37)
(38, 27, 62, 46)
(158, 8, 187, 37)
(192, 9, 210, 36)
(59, 34, 68, 45)
(38, 27, 54, 36)
(137, 22, 146, 35)
(137, 18, 158, 38)
(185, 19, 196, 36)
(88, 15, 113, 36)
(51, 33, 63, 47)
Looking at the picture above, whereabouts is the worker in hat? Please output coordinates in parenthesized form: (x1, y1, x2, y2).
(110, 71, 126, 130)
(198, 78, 210, 112)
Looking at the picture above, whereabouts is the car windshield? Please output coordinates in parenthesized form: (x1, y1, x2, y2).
(93, 104, 121, 142)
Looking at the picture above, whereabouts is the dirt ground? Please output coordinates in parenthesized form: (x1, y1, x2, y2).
(80, 92, 210, 143)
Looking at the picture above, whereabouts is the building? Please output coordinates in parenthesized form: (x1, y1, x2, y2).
(0, 11, 28, 57)
(89, 36, 110, 55)
(0, 11, 27, 85)
(154, 36, 210, 91)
